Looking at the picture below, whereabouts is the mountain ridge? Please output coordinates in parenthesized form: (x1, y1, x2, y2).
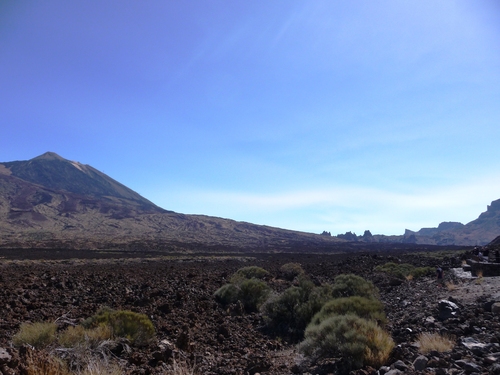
(1, 152, 498, 249)
(336, 200, 500, 246)
(0, 152, 344, 251)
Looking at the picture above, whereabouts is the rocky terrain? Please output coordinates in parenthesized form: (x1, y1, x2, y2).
(0, 247, 499, 374)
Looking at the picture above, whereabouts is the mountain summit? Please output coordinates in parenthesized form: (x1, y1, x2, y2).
(2, 152, 158, 209)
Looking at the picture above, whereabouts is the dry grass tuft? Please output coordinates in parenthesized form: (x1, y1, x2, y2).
(59, 325, 112, 349)
(475, 269, 484, 284)
(78, 357, 123, 375)
(363, 328, 394, 368)
(168, 354, 198, 375)
(13, 321, 57, 349)
(445, 281, 456, 291)
(416, 332, 454, 354)
(23, 350, 70, 375)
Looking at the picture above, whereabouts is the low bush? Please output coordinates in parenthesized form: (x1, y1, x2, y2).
(416, 332, 454, 354)
(375, 262, 413, 279)
(13, 321, 57, 349)
(263, 277, 333, 339)
(82, 308, 155, 346)
(229, 266, 269, 284)
(295, 283, 334, 328)
(238, 278, 271, 312)
(279, 263, 305, 280)
(411, 266, 434, 279)
(331, 274, 379, 299)
(214, 279, 270, 312)
(300, 314, 394, 371)
(310, 296, 386, 326)
(58, 324, 112, 349)
(214, 283, 240, 305)
(375, 262, 434, 280)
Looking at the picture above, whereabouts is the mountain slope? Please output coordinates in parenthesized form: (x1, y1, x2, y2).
(0, 152, 343, 250)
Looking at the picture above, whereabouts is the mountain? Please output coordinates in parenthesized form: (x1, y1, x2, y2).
(2, 152, 159, 209)
(401, 199, 500, 246)
(361, 200, 500, 246)
(0, 152, 343, 251)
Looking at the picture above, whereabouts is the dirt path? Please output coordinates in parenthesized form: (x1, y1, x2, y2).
(443, 268, 500, 304)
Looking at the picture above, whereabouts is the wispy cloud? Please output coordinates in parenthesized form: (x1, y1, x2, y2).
(151, 175, 500, 235)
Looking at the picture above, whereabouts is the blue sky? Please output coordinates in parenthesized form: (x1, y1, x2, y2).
(1, 1, 499, 235)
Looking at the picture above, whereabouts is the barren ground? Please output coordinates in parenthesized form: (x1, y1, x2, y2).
(0, 248, 499, 375)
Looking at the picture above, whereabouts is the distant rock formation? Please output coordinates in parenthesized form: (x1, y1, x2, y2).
(362, 200, 500, 246)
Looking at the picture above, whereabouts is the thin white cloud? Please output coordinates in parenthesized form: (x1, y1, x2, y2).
(152, 175, 500, 235)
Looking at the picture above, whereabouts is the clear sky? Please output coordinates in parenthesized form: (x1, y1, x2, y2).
(1, 1, 499, 236)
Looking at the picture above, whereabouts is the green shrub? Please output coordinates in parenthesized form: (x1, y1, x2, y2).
(230, 266, 269, 284)
(279, 263, 305, 280)
(263, 277, 333, 339)
(331, 274, 379, 299)
(214, 279, 270, 312)
(375, 262, 413, 279)
(263, 287, 302, 334)
(238, 278, 271, 312)
(310, 296, 387, 326)
(295, 283, 334, 329)
(214, 283, 240, 305)
(375, 262, 435, 280)
(411, 267, 434, 279)
(300, 314, 394, 371)
(13, 321, 57, 348)
(83, 308, 155, 346)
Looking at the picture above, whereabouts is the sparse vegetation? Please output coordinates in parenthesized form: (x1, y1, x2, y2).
(411, 266, 435, 279)
(170, 354, 198, 375)
(375, 262, 434, 280)
(214, 283, 240, 305)
(229, 266, 269, 283)
(263, 276, 334, 339)
(279, 262, 305, 280)
(299, 314, 394, 371)
(331, 273, 379, 299)
(297, 274, 394, 371)
(22, 349, 70, 375)
(79, 358, 123, 375)
(13, 321, 57, 349)
(82, 308, 155, 346)
(416, 332, 455, 354)
(476, 269, 484, 279)
(238, 278, 271, 312)
(445, 281, 456, 291)
(310, 296, 387, 326)
(215, 267, 271, 312)
(58, 325, 112, 349)
(3, 250, 492, 374)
